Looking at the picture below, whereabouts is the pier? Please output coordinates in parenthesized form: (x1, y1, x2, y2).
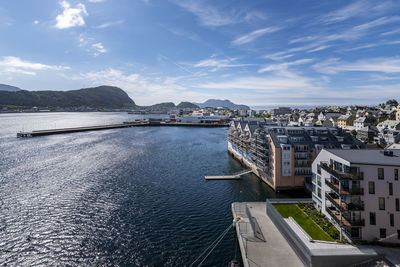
(17, 121, 229, 138)
(205, 169, 252, 180)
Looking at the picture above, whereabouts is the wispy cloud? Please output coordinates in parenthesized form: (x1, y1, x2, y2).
(193, 56, 255, 71)
(262, 52, 293, 61)
(258, 58, 313, 73)
(95, 20, 124, 29)
(92, 43, 107, 55)
(55, 1, 88, 29)
(171, 0, 265, 27)
(320, 0, 394, 24)
(172, 0, 237, 27)
(232, 26, 282, 46)
(313, 57, 400, 74)
(0, 56, 69, 76)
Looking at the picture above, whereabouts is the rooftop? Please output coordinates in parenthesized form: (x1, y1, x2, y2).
(327, 149, 400, 166)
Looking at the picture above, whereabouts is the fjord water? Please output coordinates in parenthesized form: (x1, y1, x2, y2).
(0, 112, 297, 266)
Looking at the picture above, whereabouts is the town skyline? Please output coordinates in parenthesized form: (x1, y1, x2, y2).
(1, 0, 400, 107)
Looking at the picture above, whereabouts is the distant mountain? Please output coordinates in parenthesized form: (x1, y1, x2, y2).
(194, 99, 249, 110)
(0, 84, 21, 92)
(0, 85, 136, 108)
(176, 102, 199, 109)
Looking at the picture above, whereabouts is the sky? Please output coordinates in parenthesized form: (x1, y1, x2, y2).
(1, 0, 400, 108)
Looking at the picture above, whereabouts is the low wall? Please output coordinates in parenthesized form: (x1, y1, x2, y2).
(266, 199, 312, 266)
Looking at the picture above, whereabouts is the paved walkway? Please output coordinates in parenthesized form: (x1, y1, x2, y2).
(232, 202, 304, 267)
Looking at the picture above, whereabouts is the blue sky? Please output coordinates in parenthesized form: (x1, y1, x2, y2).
(0, 0, 400, 108)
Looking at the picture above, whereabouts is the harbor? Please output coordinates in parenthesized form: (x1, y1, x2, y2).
(16, 119, 229, 137)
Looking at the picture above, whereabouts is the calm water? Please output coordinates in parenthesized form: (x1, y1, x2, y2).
(0, 112, 303, 266)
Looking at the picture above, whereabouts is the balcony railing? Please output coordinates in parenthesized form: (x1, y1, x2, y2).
(325, 179, 364, 195)
(326, 207, 365, 227)
(321, 163, 364, 180)
(325, 192, 364, 211)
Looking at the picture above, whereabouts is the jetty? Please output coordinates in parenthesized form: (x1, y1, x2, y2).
(205, 169, 252, 180)
(17, 121, 229, 138)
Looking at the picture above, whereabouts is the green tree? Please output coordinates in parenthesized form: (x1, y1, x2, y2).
(350, 129, 357, 136)
(386, 99, 399, 106)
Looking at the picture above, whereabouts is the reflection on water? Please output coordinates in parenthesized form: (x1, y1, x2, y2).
(0, 112, 305, 266)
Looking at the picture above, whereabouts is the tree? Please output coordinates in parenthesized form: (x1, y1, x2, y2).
(386, 99, 398, 106)
(350, 129, 357, 136)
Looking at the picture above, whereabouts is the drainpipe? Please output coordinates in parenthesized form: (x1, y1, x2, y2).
(339, 181, 343, 242)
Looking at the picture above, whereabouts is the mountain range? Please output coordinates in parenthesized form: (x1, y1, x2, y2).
(0, 84, 247, 110)
(193, 99, 250, 110)
(0, 84, 21, 92)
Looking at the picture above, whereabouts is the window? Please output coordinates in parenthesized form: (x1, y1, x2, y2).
(378, 168, 384, 180)
(389, 183, 393, 195)
(398, 230, 400, 240)
(369, 181, 375, 194)
(379, 197, 385, 210)
(395, 169, 399, 181)
(396, 198, 399, 212)
(317, 175, 321, 186)
(390, 214, 394, 227)
(370, 212, 376, 225)
(380, 228, 386, 239)
(318, 187, 321, 198)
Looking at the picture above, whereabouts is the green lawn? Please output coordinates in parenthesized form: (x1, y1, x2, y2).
(273, 204, 333, 241)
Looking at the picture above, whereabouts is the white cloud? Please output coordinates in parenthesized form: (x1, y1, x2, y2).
(55, 1, 88, 29)
(0, 56, 68, 76)
(321, 0, 394, 24)
(92, 43, 107, 55)
(199, 74, 315, 92)
(262, 52, 293, 61)
(171, 0, 265, 27)
(95, 20, 124, 29)
(232, 26, 282, 46)
(193, 56, 254, 71)
(258, 58, 313, 73)
(313, 57, 400, 74)
(87, 0, 105, 2)
(33, 20, 39, 25)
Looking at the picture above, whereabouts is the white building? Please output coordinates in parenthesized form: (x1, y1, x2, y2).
(312, 149, 400, 243)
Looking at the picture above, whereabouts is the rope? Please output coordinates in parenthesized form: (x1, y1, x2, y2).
(189, 224, 233, 267)
(197, 225, 232, 266)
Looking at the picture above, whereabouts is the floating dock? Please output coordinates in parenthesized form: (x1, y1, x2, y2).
(17, 121, 229, 138)
(205, 169, 252, 180)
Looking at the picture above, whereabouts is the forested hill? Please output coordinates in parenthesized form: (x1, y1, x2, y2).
(0, 85, 136, 108)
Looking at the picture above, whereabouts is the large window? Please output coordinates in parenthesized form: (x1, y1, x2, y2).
(395, 169, 399, 181)
(369, 181, 375, 194)
(370, 212, 376, 225)
(390, 214, 394, 227)
(380, 228, 386, 239)
(389, 183, 393, 196)
(396, 198, 399, 212)
(379, 197, 386, 210)
(378, 168, 384, 180)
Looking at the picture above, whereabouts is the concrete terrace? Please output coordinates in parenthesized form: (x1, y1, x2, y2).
(232, 201, 393, 267)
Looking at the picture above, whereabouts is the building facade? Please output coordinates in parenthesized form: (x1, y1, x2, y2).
(312, 149, 400, 243)
(228, 121, 364, 191)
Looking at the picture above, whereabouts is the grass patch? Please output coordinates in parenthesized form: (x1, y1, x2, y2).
(273, 204, 334, 242)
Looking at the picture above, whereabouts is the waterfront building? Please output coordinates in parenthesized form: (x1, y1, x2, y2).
(228, 121, 364, 191)
(270, 107, 291, 116)
(312, 149, 400, 243)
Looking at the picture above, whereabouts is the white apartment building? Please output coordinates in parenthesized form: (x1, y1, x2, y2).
(312, 149, 400, 243)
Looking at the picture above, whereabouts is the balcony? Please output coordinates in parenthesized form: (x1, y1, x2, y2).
(325, 192, 364, 211)
(326, 207, 365, 227)
(325, 179, 364, 195)
(321, 163, 363, 180)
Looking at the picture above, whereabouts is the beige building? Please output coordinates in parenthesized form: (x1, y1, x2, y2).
(228, 121, 364, 191)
